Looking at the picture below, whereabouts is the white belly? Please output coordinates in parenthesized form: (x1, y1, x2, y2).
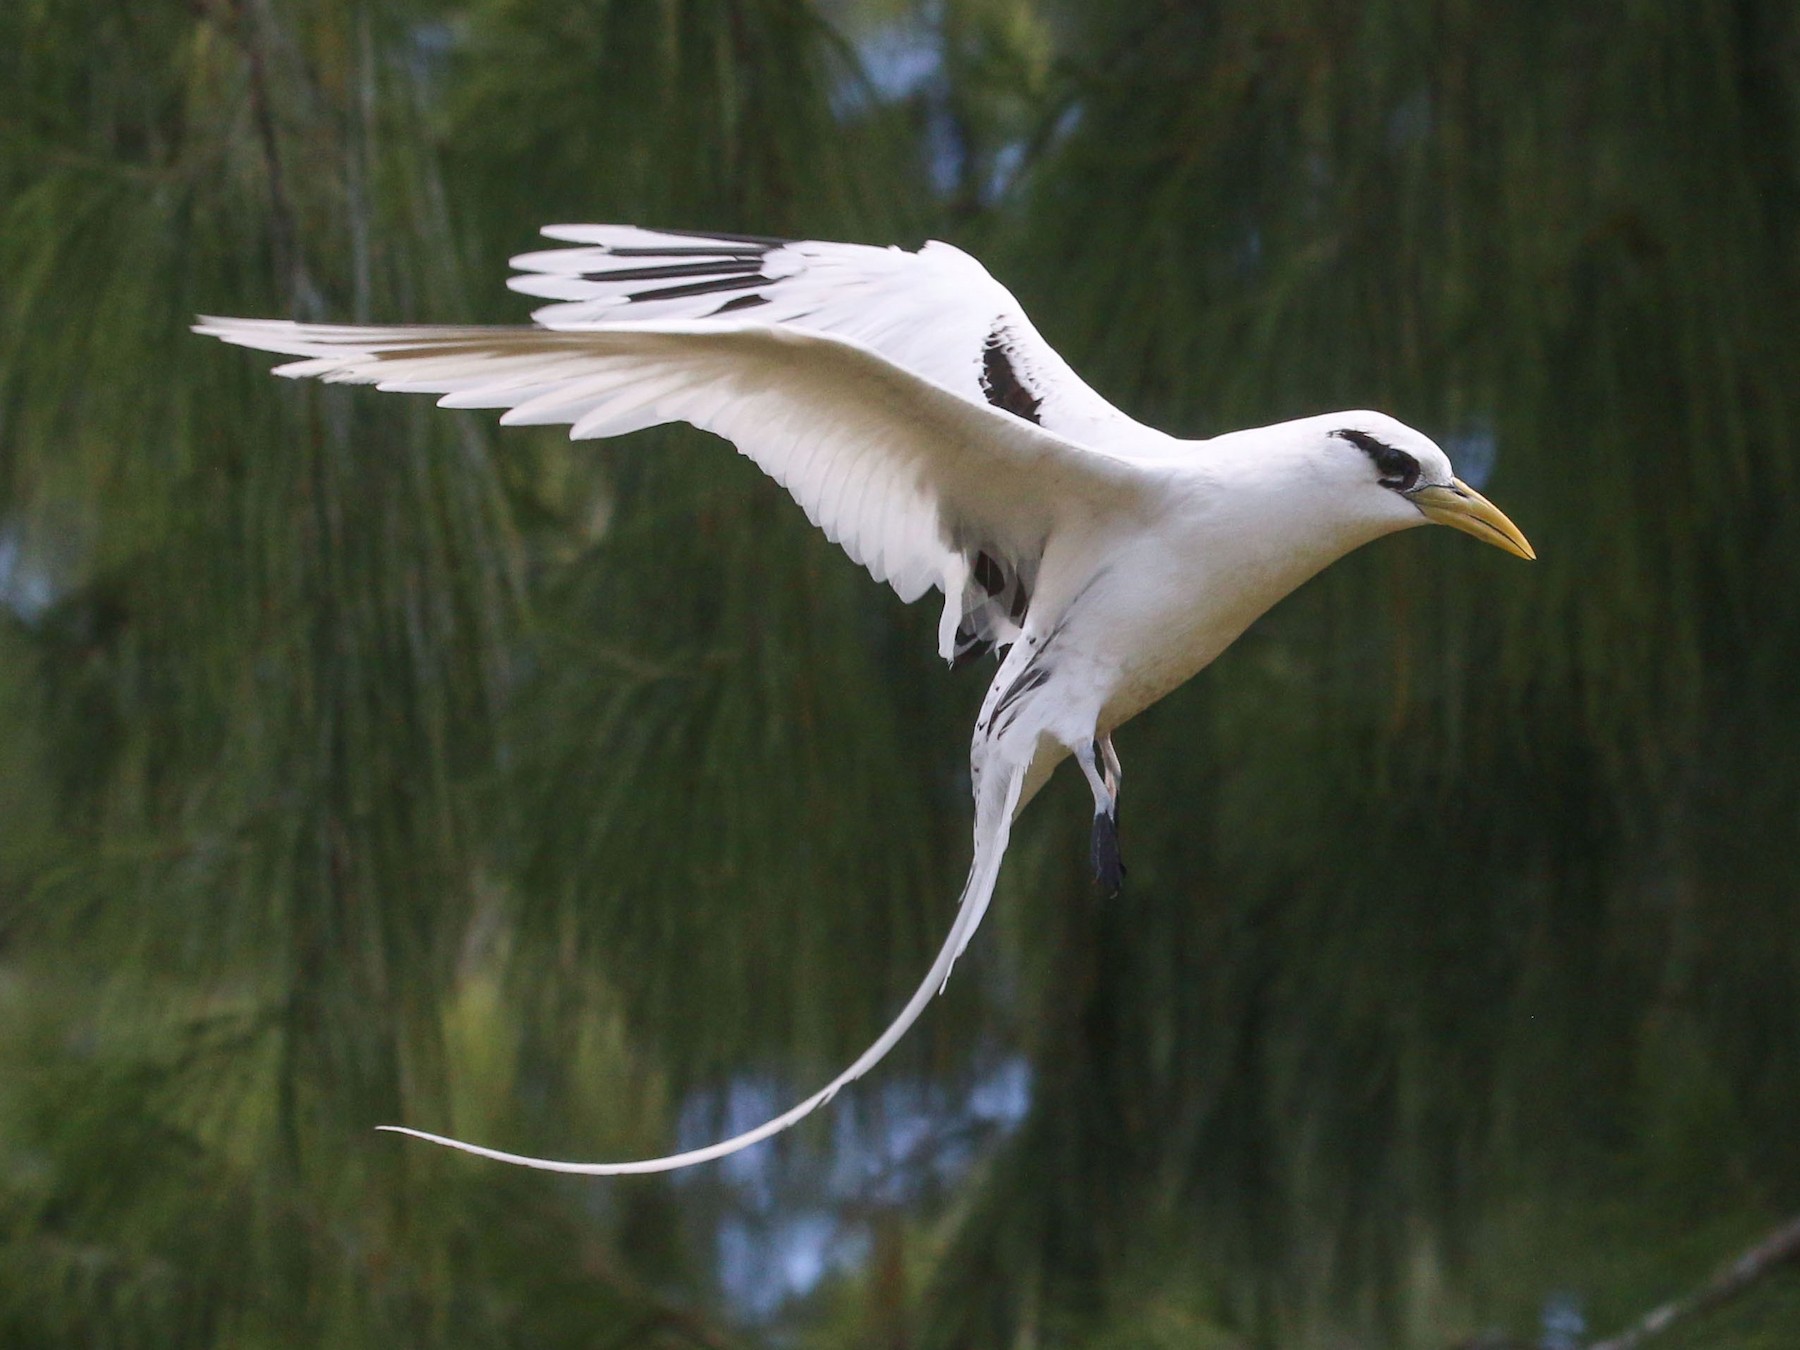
(1000, 475, 1415, 814)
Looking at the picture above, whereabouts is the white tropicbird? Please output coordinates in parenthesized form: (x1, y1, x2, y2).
(197, 225, 1534, 1175)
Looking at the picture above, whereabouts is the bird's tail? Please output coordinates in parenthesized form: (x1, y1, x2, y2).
(378, 757, 1029, 1175)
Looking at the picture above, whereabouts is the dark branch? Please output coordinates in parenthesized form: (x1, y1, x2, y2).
(1447, 1213, 1800, 1350)
(1587, 1212, 1800, 1350)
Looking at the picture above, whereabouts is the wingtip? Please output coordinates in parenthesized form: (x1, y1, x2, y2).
(192, 315, 300, 341)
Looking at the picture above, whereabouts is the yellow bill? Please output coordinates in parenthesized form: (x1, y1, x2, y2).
(1411, 479, 1535, 560)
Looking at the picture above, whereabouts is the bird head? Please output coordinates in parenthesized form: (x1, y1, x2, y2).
(1310, 412, 1535, 560)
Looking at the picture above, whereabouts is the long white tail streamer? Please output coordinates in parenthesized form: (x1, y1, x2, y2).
(378, 761, 1027, 1174)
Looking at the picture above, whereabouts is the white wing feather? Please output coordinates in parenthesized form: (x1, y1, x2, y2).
(508, 226, 1185, 459)
(194, 317, 1150, 611)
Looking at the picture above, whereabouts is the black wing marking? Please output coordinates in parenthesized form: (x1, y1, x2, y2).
(951, 547, 1035, 669)
(979, 324, 1043, 426)
(950, 625, 995, 669)
(627, 273, 774, 303)
(989, 663, 1050, 735)
(713, 293, 772, 314)
(551, 234, 783, 317)
(591, 260, 768, 283)
(639, 227, 790, 247)
(973, 550, 1008, 595)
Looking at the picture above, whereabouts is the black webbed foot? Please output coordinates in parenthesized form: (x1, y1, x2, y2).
(1091, 809, 1127, 898)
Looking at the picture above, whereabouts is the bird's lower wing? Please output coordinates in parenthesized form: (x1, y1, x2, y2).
(378, 758, 1029, 1174)
(195, 317, 1148, 621)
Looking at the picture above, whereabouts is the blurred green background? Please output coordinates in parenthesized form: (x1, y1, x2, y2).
(3, 1, 1799, 1345)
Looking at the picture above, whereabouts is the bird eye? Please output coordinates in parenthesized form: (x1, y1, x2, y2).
(1334, 429, 1420, 492)
(1375, 447, 1419, 491)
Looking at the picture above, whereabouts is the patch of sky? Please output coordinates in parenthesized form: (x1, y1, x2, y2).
(681, 1055, 1032, 1321)
(844, 20, 943, 110)
(716, 1211, 868, 1322)
(0, 526, 57, 623)
(1050, 99, 1085, 143)
(1446, 415, 1498, 490)
(967, 1053, 1030, 1121)
(981, 100, 1089, 207)
(829, 9, 970, 199)
(1539, 1291, 1585, 1350)
(826, 1054, 1029, 1204)
(409, 20, 455, 64)
(983, 139, 1027, 207)
(924, 105, 965, 198)
(674, 1076, 789, 1207)
(404, 20, 457, 93)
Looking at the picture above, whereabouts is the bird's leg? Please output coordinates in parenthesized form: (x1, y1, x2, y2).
(1080, 737, 1126, 897)
(1100, 733, 1125, 891)
(1099, 733, 1122, 802)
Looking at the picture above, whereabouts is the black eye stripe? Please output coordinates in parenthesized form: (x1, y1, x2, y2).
(1333, 428, 1420, 492)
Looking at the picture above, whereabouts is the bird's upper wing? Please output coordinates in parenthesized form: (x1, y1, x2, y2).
(193, 317, 1157, 628)
(507, 226, 1184, 461)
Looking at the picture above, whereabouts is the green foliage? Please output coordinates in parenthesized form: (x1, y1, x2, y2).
(3, 0, 1799, 1347)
